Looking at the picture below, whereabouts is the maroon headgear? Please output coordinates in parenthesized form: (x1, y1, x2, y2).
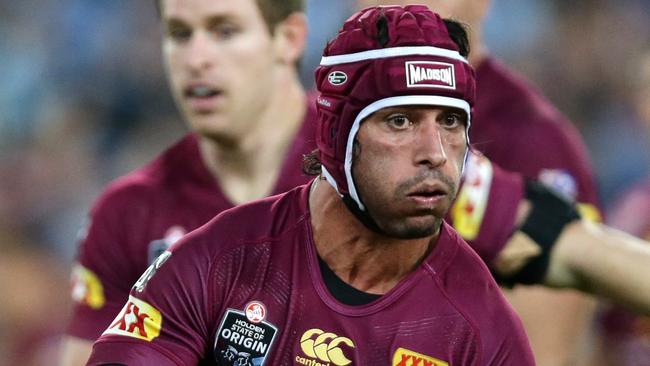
(315, 5, 476, 216)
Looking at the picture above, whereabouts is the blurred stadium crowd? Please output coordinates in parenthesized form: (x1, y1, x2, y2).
(0, 0, 649, 364)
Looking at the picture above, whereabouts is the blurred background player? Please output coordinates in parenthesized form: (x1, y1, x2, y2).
(86, 7, 536, 364)
(583, 51, 650, 366)
(59, 0, 312, 364)
(357, 0, 601, 364)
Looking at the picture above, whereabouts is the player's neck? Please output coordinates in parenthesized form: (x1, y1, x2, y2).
(309, 178, 438, 295)
(199, 73, 306, 205)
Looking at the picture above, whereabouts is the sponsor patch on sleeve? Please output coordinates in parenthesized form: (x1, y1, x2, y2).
(451, 153, 493, 240)
(104, 295, 162, 342)
(70, 263, 105, 309)
(392, 347, 448, 366)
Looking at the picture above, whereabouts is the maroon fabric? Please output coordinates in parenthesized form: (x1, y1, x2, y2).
(315, 5, 475, 197)
(67, 97, 318, 341)
(87, 184, 534, 365)
(448, 155, 525, 265)
(471, 57, 599, 207)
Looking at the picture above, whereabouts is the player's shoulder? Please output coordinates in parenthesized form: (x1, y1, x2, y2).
(91, 134, 198, 213)
(439, 222, 494, 279)
(435, 223, 512, 311)
(478, 56, 569, 127)
(174, 182, 312, 255)
(212, 183, 310, 239)
(437, 224, 532, 357)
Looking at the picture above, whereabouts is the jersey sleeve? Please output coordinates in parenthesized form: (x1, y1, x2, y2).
(474, 276, 536, 365)
(86, 227, 217, 365)
(450, 152, 524, 266)
(440, 227, 536, 365)
(67, 184, 148, 341)
(480, 304, 535, 366)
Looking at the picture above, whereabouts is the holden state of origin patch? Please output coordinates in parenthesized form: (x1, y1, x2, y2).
(214, 301, 278, 366)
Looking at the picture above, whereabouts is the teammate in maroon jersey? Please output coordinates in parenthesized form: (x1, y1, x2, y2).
(585, 51, 650, 366)
(356, 0, 600, 363)
(87, 6, 536, 365)
(60, 0, 312, 364)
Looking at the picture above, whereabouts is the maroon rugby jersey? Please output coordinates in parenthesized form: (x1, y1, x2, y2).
(87, 183, 535, 366)
(596, 176, 650, 365)
(67, 99, 317, 340)
(450, 152, 525, 265)
(472, 56, 599, 208)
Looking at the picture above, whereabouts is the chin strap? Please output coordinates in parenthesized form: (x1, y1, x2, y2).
(342, 194, 384, 234)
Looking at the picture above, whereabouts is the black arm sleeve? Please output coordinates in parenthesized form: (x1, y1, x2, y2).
(495, 180, 581, 286)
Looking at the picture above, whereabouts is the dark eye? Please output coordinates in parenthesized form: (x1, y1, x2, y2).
(440, 112, 465, 129)
(211, 23, 240, 39)
(386, 114, 412, 130)
(167, 25, 192, 42)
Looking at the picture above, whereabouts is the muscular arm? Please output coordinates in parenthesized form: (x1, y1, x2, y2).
(543, 220, 650, 314)
(496, 195, 650, 314)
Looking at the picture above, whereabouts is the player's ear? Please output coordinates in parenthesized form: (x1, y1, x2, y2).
(271, 12, 307, 65)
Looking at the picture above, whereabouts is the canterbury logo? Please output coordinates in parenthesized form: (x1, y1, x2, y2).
(405, 61, 455, 89)
(296, 328, 355, 366)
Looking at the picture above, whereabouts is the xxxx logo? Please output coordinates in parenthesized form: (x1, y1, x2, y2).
(296, 328, 355, 366)
(392, 347, 448, 366)
(104, 295, 162, 341)
(450, 153, 493, 241)
(70, 264, 105, 309)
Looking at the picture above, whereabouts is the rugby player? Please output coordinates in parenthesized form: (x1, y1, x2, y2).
(59, 0, 313, 364)
(357, 1, 601, 363)
(86, 6, 536, 364)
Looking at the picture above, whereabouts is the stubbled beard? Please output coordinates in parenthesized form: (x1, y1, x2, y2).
(359, 171, 457, 239)
(380, 216, 444, 239)
(351, 139, 460, 239)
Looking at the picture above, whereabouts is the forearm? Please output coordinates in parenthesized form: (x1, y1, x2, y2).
(545, 220, 650, 315)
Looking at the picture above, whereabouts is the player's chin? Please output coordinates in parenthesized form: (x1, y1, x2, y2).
(379, 215, 442, 239)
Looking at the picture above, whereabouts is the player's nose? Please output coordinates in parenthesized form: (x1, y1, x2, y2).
(185, 31, 214, 72)
(413, 115, 448, 169)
